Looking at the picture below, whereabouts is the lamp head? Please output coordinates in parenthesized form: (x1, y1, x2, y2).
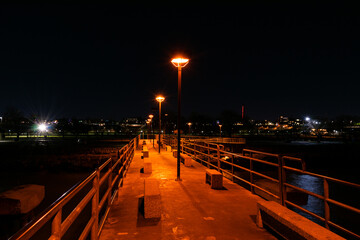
(156, 96, 165, 103)
(149, 114, 154, 119)
(171, 58, 189, 68)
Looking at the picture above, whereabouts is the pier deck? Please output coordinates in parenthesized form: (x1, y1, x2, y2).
(100, 140, 276, 240)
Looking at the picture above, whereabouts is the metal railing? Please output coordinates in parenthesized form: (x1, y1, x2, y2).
(203, 137, 246, 144)
(9, 135, 140, 240)
(163, 135, 360, 239)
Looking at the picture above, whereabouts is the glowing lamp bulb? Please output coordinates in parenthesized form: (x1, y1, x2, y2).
(38, 123, 47, 132)
(171, 58, 189, 68)
(156, 96, 165, 103)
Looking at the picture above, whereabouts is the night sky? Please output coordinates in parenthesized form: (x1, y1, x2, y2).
(1, 3, 359, 121)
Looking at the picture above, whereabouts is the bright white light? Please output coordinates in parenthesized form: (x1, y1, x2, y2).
(38, 123, 47, 132)
(305, 117, 310, 121)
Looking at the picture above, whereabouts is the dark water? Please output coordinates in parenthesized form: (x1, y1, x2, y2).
(244, 139, 360, 183)
(0, 138, 127, 240)
(242, 139, 360, 239)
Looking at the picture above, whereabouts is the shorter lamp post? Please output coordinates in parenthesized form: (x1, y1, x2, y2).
(156, 96, 165, 153)
(187, 122, 192, 135)
(149, 114, 154, 146)
(219, 124, 222, 137)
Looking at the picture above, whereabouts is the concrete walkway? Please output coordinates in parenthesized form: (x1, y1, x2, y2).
(100, 140, 276, 240)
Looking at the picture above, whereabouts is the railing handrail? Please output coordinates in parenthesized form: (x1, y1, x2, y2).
(9, 134, 140, 240)
(169, 136, 360, 239)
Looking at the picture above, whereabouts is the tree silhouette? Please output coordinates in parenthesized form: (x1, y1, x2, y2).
(2, 107, 27, 141)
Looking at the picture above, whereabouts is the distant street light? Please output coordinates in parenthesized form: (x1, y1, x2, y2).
(38, 123, 47, 132)
(218, 124, 222, 137)
(149, 114, 154, 146)
(156, 96, 165, 153)
(146, 119, 151, 139)
(187, 122, 192, 135)
(171, 57, 189, 181)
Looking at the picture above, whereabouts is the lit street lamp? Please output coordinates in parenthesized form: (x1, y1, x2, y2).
(146, 119, 151, 139)
(37, 123, 48, 138)
(156, 96, 165, 153)
(171, 57, 189, 181)
(149, 114, 154, 146)
(187, 122, 192, 135)
(218, 124, 222, 137)
(38, 123, 47, 132)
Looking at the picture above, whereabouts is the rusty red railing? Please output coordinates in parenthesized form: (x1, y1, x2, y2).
(9, 135, 140, 240)
(163, 136, 360, 239)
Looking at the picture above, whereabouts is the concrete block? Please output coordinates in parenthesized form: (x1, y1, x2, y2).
(142, 146, 149, 158)
(144, 179, 161, 219)
(257, 200, 345, 240)
(172, 150, 177, 158)
(166, 146, 171, 151)
(180, 154, 192, 167)
(184, 157, 192, 167)
(144, 159, 152, 174)
(0, 184, 45, 214)
(205, 169, 223, 189)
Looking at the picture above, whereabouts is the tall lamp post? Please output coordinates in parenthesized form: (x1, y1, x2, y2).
(171, 57, 189, 181)
(219, 124, 222, 137)
(156, 96, 165, 153)
(187, 122, 192, 135)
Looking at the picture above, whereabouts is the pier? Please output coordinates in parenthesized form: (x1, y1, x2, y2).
(8, 135, 359, 240)
(99, 139, 275, 239)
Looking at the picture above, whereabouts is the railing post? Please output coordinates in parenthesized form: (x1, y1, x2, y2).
(278, 155, 285, 206)
(216, 144, 220, 171)
(250, 157, 254, 194)
(193, 142, 196, 161)
(207, 143, 210, 168)
(91, 169, 100, 240)
(324, 179, 330, 229)
(49, 209, 62, 240)
(181, 139, 184, 153)
(231, 155, 234, 182)
(108, 161, 113, 208)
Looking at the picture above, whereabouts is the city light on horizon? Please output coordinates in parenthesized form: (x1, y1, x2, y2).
(37, 123, 47, 132)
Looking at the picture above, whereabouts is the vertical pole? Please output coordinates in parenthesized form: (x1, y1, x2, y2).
(91, 170, 100, 240)
(216, 144, 221, 171)
(231, 155, 234, 182)
(108, 162, 113, 208)
(324, 179, 330, 229)
(152, 122, 154, 147)
(207, 143, 210, 168)
(50, 209, 62, 240)
(279, 155, 285, 206)
(176, 66, 181, 181)
(159, 101, 161, 153)
(250, 157, 254, 194)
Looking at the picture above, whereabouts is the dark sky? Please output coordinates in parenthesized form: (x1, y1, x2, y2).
(1, 3, 359, 121)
